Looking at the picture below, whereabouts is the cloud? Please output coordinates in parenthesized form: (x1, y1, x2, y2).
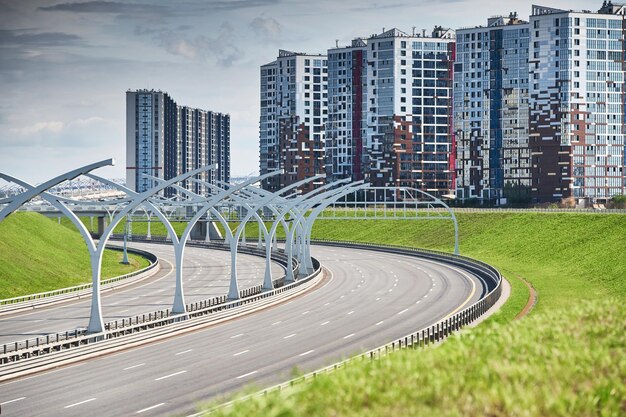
(150, 23, 241, 66)
(0, 29, 83, 47)
(39, 1, 167, 14)
(3, 117, 117, 148)
(249, 16, 281, 43)
(40, 0, 281, 16)
(9, 121, 64, 136)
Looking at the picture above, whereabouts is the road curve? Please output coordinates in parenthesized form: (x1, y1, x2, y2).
(0, 243, 285, 345)
(0, 244, 487, 417)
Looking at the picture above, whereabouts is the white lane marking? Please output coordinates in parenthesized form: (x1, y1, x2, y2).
(175, 349, 193, 356)
(375, 297, 381, 301)
(118, 309, 130, 313)
(375, 321, 384, 326)
(155, 370, 186, 381)
(301, 310, 310, 315)
(237, 370, 257, 379)
(398, 308, 409, 315)
(388, 289, 393, 293)
(65, 398, 96, 408)
(320, 321, 330, 326)
(31, 319, 44, 323)
(299, 350, 314, 357)
(123, 363, 145, 371)
(271, 321, 282, 326)
(283, 333, 296, 339)
(230, 333, 244, 339)
(323, 302, 330, 307)
(347, 310, 354, 315)
(424, 294, 428, 298)
(0, 397, 25, 405)
(343, 333, 355, 339)
(233, 350, 249, 356)
(129, 297, 139, 301)
(340, 295, 345, 299)
(137, 403, 165, 414)
(415, 300, 421, 304)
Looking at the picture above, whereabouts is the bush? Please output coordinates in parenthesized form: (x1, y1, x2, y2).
(611, 195, 626, 209)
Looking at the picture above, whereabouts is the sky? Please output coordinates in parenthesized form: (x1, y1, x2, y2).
(0, 0, 594, 183)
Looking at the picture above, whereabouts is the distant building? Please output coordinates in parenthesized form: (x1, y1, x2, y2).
(454, 13, 531, 203)
(529, 2, 626, 202)
(365, 28, 456, 195)
(326, 39, 368, 183)
(126, 89, 230, 197)
(259, 50, 328, 193)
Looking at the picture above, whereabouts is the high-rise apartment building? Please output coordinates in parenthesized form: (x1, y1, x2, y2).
(364, 28, 455, 194)
(259, 50, 328, 193)
(126, 89, 230, 197)
(454, 14, 531, 203)
(529, 2, 626, 202)
(326, 39, 368, 183)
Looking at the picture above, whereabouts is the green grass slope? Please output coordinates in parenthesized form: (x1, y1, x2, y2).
(204, 212, 626, 417)
(0, 213, 150, 299)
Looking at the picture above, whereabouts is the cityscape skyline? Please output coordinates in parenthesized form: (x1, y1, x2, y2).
(0, 0, 592, 183)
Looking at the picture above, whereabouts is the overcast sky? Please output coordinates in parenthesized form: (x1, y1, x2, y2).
(0, 0, 593, 183)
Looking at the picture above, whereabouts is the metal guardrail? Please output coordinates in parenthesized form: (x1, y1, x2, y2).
(202, 240, 503, 415)
(442, 207, 626, 214)
(0, 246, 159, 313)
(0, 240, 303, 367)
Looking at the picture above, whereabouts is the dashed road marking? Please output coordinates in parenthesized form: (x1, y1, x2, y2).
(124, 363, 145, 371)
(236, 370, 257, 379)
(137, 403, 165, 414)
(155, 370, 186, 381)
(65, 398, 96, 408)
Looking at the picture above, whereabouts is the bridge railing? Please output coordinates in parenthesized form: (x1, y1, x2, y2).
(0, 247, 318, 368)
(0, 239, 301, 365)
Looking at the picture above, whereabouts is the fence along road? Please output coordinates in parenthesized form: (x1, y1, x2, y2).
(0, 244, 494, 417)
(0, 242, 285, 346)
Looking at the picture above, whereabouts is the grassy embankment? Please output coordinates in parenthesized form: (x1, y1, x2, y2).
(0, 212, 150, 299)
(201, 212, 626, 416)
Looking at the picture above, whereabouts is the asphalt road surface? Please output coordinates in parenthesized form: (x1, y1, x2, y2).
(0, 244, 486, 417)
(0, 242, 285, 345)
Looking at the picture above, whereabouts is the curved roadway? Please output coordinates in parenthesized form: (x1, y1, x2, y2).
(0, 243, 285, 344)
(0, 244, 486, 416)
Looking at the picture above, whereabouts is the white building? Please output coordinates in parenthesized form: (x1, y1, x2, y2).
(454, 13, 531, 203)
(529, 2, 626, 202)
(365, 28, 455, 194)
(326, 39, 368, 183)
(259, 50, 328, 193)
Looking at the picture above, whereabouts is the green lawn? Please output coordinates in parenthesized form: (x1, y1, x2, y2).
(204, 212, 626, 416)
(0, 213, 150, 299)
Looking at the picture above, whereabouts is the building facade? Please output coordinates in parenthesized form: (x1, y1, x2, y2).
(364, 28, 456, 195)
(326, 39, 368, 183)
(126, 89, 230, 197)
(529, 2, 626, 202)
(454, 14, 531, 203)
(259, 50, 328, 193)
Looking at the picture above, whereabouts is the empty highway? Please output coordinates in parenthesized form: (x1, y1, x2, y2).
(0, 243, 487, 416)
(0, 242, 285, 345)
